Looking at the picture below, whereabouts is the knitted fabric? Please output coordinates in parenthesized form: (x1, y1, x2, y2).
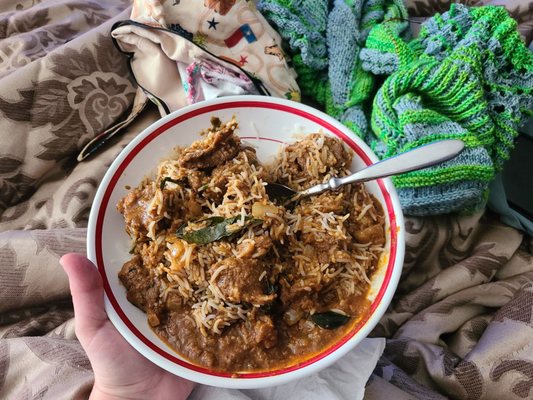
(361, 4, 533, 215)
(257, 1, 533, 216)
(257, 0, 409, 138)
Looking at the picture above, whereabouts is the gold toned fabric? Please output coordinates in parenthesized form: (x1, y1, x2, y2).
(366, 212, 533, 399)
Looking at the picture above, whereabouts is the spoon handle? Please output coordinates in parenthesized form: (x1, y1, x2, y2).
(301, 139, 465, 197)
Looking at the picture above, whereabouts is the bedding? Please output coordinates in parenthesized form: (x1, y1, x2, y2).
(0, 1, 532, 399)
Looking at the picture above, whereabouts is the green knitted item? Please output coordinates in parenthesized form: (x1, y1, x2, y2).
(361, 4, 533, 214)
(258, 1, 533, 216)
(258, 0, 408, 138)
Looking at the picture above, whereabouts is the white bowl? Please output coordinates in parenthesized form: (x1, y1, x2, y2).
(87, 95, 405, 389)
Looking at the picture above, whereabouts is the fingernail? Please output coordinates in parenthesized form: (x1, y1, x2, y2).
(59, 255, 68, 269)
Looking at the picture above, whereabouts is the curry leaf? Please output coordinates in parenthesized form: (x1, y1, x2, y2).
(175, 216, 224, 238)
(311, 311, 350, 329)
(176, 216, 262, 245)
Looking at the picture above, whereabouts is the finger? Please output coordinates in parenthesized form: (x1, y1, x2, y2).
(60, 253, 108, 345)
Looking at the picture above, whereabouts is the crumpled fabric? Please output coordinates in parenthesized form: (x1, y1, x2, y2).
(0, 1, 532, 400)
(178, 59, 259, 104)
(366, 211, 533, 399)
(112, 0, 300, 114)
(75, 0, 301, 161)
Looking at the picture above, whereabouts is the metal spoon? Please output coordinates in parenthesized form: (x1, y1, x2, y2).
(265, 139, 465, 201)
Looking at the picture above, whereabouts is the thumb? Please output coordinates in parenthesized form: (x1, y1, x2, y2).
(60, 253, 109, 346)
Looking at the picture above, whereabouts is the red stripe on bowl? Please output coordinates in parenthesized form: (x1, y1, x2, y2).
(95, 100, 398, 379)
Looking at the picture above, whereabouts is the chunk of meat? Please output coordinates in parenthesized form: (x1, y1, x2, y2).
(279, 275, 321, 307)
(178, 118, 240, 169)
(164, 309, 216, 366)
(211, 257, 274, 305)
(117, 183, 155, 237)
(252, 235, 272, 258)
(239, 315, 277, 349)
(335, 292, 371, 316)
(186, 169, 208, 191)
(236, 236, 273, 259)
(184, 191, 203, 218)
(165, 291, 185, 312)
(282, 295, 317, 326)
(348, 194, 385, 245)
(202, 149, 259, 203)
(236, 239, 255, 258)
(301, 231, 339, 252)
(320, 134, 351, 170)
(352, 224, 384, 244)
(280, 134, 353, 186)
(118, 255, 160, 313)
(291, 134, 349, 170)
(138, 240, 166, 270)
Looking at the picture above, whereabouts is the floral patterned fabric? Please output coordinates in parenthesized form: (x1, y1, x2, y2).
(0, 1, 532, 399)
(366, 212, 533, 399)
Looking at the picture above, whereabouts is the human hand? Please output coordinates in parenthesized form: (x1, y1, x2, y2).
(61, 253, 196, 400)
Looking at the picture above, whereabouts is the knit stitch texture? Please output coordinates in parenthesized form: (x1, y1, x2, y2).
(257, 1, 533, 216)
(258, 0, 408, 138)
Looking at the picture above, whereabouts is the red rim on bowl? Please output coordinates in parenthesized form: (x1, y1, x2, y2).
(93, 99, 400, 381)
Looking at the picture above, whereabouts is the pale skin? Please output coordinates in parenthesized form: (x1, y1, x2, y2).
(60, 253, 196, 400)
